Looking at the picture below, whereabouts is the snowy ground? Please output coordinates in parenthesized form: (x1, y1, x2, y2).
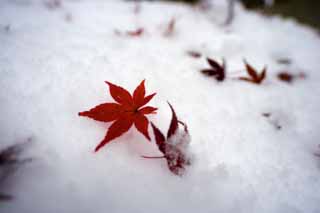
(1, 0, 320, 213)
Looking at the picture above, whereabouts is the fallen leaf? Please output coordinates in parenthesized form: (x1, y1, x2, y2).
(277, 71, 306, 83)
(149, 102, 191, 176)
(239, 60, 266, 84)
(200, 57, 226, 82)
(277, 72, 294, 83)
(79, 80, 157, 152)
(126, 28, 144, 37)
(187, 50, 202, 58)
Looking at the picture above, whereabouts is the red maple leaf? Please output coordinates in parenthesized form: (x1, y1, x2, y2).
(79, 80, 157, 152)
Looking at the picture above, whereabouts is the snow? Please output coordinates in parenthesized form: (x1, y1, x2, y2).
(1, 0, 320, 212)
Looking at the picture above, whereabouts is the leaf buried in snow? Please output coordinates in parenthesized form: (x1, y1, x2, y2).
(238, 60, 266, 84)
(150, 103, 191, 176)
(200, 57, 226, 82)
(79, 80, 157, 152)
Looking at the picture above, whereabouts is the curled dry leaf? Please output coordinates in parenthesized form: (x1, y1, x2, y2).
(239, 60, 266, 84)
(200, 57, 226, 82)
(149, 102, 191, 176)
(79, 80, 157, 152)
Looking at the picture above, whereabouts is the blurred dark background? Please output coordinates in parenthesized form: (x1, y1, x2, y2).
(164, 0, 320, 30)
(246, 0, 320, 30)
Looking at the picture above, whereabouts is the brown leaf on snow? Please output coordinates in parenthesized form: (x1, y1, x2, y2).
(200, 57, 226, 82)
(238, 60, 266, 84)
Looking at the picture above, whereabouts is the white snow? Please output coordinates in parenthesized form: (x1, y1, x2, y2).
(1, 0, 320, 212)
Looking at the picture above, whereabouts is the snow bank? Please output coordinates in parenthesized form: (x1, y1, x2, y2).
(1, 0, 320, 212)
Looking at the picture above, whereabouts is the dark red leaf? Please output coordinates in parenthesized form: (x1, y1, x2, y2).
(167, 102, 178, 139)
(200, 57, 225, 82)
(201, 69, 218, 76)
(150, 122, 166, 154)
(207, 58, 222, 71)
(277, 72, 293, 83)
(239, 60, 266, 84)
(149, 104, 191, 176)
(244, 60, 259, 80)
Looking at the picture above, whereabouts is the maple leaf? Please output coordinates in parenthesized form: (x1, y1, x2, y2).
(239, 60, 266, 84)
(79, 80, 157, 152)
(200, 57, 226, 82)
(148, 102, 191, 176)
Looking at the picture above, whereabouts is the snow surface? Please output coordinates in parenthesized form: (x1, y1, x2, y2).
(1, 0, 320, 212)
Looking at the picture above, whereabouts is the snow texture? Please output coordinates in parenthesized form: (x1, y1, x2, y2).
(1, 0, 320, 212)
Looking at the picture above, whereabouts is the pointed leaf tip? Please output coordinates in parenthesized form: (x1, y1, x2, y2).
(134, 114, 151, 141)
(167, 102, 178, 139)
(151, 122, 166, 153)
(133, 80, 146, 107)
(105, 81, 133, 105)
